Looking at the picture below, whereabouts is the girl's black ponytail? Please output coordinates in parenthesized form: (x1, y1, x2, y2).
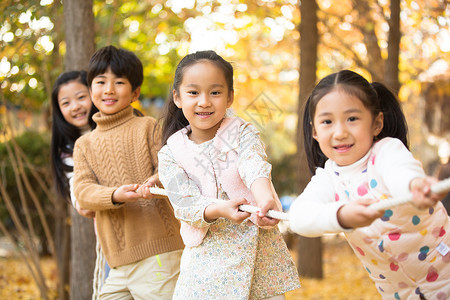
(303, 95, 328, 175)
(160, 91, 189, 146)
(371, 82, 409, 149)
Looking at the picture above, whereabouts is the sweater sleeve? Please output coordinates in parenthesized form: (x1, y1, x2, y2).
(373, 138, 426, 198)
(238, 123, 272, 188)
(140, 117, 161, 186)
(158, 145, 215, 228)
(143, 117, 161, 185)
(289, 167, 348, 237)
(73, 138, 119, 211)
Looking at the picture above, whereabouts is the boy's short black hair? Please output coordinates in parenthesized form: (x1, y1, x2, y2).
(87, 45, 143, 91)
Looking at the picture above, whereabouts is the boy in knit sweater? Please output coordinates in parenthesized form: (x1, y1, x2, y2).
(73, 45, 184, 299)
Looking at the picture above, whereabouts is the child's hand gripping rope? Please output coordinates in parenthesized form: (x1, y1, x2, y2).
(147, 177, 450, 221)
(368, 177, 450, 211)
(147, 187, 290, 221)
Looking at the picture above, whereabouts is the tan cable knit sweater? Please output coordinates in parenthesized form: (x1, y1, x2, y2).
(73, 106, 184, 268)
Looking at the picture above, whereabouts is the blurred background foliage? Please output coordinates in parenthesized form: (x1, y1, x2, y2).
(1, 1, 449, 185)
(0, 131, 52, 251)
(1, 1, 448, 185)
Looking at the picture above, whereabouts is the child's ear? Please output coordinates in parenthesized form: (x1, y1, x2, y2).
(226, 90, 234, 108)
(131, 86, 141, 103)
(312, 126, 318, 141)
(173, 90, 181, 108)
(310, 121, 319, 141)
(373, 112, 384, 136)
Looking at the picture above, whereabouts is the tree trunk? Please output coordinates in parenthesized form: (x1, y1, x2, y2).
(355, 1, 384, 82)
(385, 0, 401, 93)
(296, 0, 323, 279)
(54, 203, 71, 300)
(63, 0, 96, 70)
(63, 0, 97, 299)
(70, 208, 96, 300)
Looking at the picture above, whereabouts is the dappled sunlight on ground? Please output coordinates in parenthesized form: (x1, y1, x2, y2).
(0, 256, 58, 300)
(286, 234, 380, 299)
(0, 234, 379, 299)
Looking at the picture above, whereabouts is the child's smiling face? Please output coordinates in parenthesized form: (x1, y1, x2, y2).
(312, 88, 383, 166)
(173, 60, 234, 144)
(90, 68, 140, 115)
(58, 80, 92, 129)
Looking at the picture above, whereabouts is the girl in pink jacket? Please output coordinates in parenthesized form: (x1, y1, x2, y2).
(158, 50, 300, 300)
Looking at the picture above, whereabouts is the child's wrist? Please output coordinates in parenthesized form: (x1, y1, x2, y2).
(204, 203, 220, 223)
(336, 205, 352, 229)
(111, 190, 123, 205)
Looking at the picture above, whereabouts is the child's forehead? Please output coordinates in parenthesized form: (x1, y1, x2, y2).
(94, 67, 126, 79)
(318, 87, 363, 104)
(314, 92, 370, 118)
(183, 61, 226, 79)
(185, 60, 221, 71)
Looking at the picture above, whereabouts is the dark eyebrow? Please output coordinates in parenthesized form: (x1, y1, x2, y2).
(344, 108, 363, 114)
(75, 90, 87, 96)
(185, 83, 225, 88)
(58, 90, 87, 102)
(316, 108, 362, 118)
(94, 74, 125, 80)
(316, 112, 332, 118)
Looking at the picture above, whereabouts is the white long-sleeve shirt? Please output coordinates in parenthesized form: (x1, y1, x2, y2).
(289, 137, 424, 236)
(289, 137, 450, 299)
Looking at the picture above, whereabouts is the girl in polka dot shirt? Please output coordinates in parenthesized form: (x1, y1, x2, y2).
(289, 70, 449, 299)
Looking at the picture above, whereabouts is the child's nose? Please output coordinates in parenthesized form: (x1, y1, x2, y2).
(72, 101, 81, 110)
(197, 94, 210, 107)
(333, 123, 348, 139)
(104, 82, 114, 94)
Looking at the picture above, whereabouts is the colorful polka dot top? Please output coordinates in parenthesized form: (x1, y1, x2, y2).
(290, 137, 450, 299)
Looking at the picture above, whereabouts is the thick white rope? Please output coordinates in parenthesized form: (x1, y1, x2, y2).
(149, 187, 289, 221)
(368, 177, 450, 211)
(150, 177, 450, 221)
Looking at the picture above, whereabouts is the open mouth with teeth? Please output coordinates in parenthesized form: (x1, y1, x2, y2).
(334, 144, 353, 153)
(73, 112, 87, 119)
(102, 99, 117, 105)
(196, 112, 213, 116)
